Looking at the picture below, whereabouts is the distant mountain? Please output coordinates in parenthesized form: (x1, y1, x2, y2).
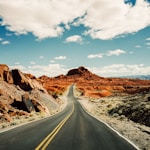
(67, 66, 93, 76)
(121, 75, 150, 80)
(66, 66, 104, 80)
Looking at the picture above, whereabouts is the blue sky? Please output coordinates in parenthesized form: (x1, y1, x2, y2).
(0, 0, 150, 77)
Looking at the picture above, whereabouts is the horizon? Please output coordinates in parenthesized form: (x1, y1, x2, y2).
(0, 0, 150, 77)
(1, 64, 150, 79)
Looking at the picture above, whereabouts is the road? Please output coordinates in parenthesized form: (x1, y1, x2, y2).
(0, 85, 137, 150)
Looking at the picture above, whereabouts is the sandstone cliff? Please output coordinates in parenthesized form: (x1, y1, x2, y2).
(0, 64, 13, 84)
(0, 65, 62, 122)
(11, 69, 46, 92)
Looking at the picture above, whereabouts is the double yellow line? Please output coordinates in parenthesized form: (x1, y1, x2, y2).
(35, 102, 74, 150)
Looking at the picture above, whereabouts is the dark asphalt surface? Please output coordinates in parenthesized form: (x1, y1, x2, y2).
(0, 85, 137, 150)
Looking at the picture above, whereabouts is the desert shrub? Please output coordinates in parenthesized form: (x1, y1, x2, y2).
(10, 121, 18, 126)
(52, 93, 58, 99)
(107, 104, 112, 108)
(108, 103, 150, 127)
(1, 124, 7, 129)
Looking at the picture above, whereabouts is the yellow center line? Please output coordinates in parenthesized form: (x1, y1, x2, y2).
(35, 102, 74, 150)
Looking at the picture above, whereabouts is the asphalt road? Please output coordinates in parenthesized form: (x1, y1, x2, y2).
(0, 85, 138, 150)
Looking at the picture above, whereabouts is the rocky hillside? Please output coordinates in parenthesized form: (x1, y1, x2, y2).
(0, 64, 63, 122)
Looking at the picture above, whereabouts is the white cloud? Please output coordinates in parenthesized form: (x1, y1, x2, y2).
(106, 49, 126, 56)
(39, 56, 44, 59)
(146, 42, 150, 46)
(135, 45, 141, 48)
(50, 60, 55, 63)
(0, 37, 10, 45)
(129, 51, 134, 54)
(146, 37, 150, 41)
(0, 0, 89, 40)
(54, 56, 67, 60)
(14, 62, 20, 65)
(1, 41, 10, 45)
(0, 0, 150, 40)
(30, 61, 36, 65)
(10, 64, 68, 77)
(5, 33, 12, 36)
(10, 65, 26, 71)
(88, 49, 126, 59)
(88, 64, 150, 77)
(28, 64, 68, 77)
(65, 35, 83, 44)
(87, 53, 103, 59)
(83, 0, 150, 40)
(72, 17, 84, 27)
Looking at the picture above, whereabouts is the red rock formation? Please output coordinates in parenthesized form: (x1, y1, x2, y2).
(0, 64, 9, 81)
(0, 64, 13, 83)
(12, 69, 46, 92)
(0, 64, 60, 122)
(38, 66, 150, 98)
(67, 66, 90, 76)
(25, 73, 36, 79)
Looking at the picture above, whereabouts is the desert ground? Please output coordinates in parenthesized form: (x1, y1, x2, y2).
(77, 91, 150, 150)
(1, 85, 150, 150)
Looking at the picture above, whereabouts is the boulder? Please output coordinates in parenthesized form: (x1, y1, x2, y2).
(12, 69, 46, 92)
(31, 99, 49, 114)
(22, 93, 35, 113)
